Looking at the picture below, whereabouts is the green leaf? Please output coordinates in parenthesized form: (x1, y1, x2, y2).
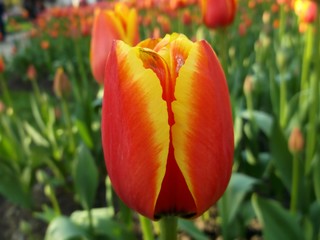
(45, 216, 88, 240)
(73, 144, 99, 210)
(309, 201, 320, 239)
(313, 154, 320, 201)
(241, 110, 273, 137)
(71, 208, 136, 240)
(75, 120, 93, 149)
(24, 121, 49, 147)
(270, 120, 292, 191)
(178, 219, 208, 240)
(0, 133, 19, 162)
(30, 96, 46, 132)
(252, 194, 305, 240)
(220, 173, 259, 225)
(0, 162, 32, 208)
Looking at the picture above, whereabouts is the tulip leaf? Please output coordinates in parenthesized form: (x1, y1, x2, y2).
(0, 162, 32, 208)
(178, 219, 209, 240)
(71, 208, 136, 240)
(251, 194, 305, 240)
(219, 173, 259, 225)
(45, 216, 88, 240)
(313, 154, 320, 201)
(309, 201, 320, 239)
(73, 144, 98, 210)
(240, 110, 273, 137)
(30, 96, 46, 132)
(24, 121, 49, 147)
(75, 120, 93, 149)
(270, 120, 292, 191)
(0, 133, 19, 162)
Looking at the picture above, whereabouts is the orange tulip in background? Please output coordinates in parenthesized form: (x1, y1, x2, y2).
(90, 2, 140, 84)
(200, 0, 237, 28)
(53, 67, 71, 99)
(101, 33, 234, 220)
(0, 56, 4, 73)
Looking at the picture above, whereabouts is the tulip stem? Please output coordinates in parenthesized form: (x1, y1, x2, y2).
(139, 215, 155, 240)
(159, 216, 178, 240)
(290, 153, 300, 215)
(299, 25, 314, 118)
(0, 73, 13, 108)
(305, 15, 319, 176)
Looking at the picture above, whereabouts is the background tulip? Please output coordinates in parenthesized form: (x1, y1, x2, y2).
(200, 0, 237, 28)
(102, 33, 234, 220)
(90, 3, 140, 84)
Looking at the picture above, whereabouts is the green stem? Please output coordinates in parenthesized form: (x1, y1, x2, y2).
(74, 38, 89, 99)
(305, 12, 320, 176)
(61, 99, 75, 153)
(219, 28, 229, 78)
(299, 25, 314, 118)
(290, 154, 300, 214)
(139, 215, 155, 240)
(268, 59, 279, 116)
(279, 4, 286, 38)
(279, 70, 287, 128)
(0, 73, 13, 108)
(119, 200, 133, 229)
(159, 216, 178, 240)
(30, 79, 42, 105)
(88, 208, 94, 236)
(45, 185, 61, 215)
(220, 194, 230, 240)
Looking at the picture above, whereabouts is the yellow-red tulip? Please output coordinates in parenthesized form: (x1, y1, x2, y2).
(102, 33, 234, 220)
(90, 3, 139, 84)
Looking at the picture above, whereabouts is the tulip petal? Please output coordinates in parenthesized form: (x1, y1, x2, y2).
(102, 41, 170, 219)
(172, 41, 234, 216)
(126, 9, 140, 46)
(90, 10, 125, 84)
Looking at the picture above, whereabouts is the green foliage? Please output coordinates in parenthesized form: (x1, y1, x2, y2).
(252, 194, 305, 240)
(73, 144, 99, 210)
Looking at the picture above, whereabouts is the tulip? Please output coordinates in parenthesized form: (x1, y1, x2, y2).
(294, 0, 318, 24)
(101, 33, 234, 220)
(0, 56, 4, 73)
(27, 65, 37, 81)
(200, 0, 237, 28)
(288, 127, 304, 154)
(90, 3, 140, 84)
(53, 67, 71, 99)
(40, 40, 50, 50)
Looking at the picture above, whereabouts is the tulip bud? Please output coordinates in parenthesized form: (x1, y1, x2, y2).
(276, 49, 289, 71)
(288, 127, 304, 153)
(53, 68, 71, 99)
(243, 75, 254, 94)
(27, 65, 37, 81)
(36, 170, 49, 184)
(41, 40, 50, 50)
(0, 100, 5, 114)
(262, 11, 271, 24)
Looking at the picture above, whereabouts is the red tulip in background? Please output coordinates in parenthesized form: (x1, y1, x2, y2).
(200, 0, 237, 28)
(90, 3, 139, 84)
(101, 33, 234, 220)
